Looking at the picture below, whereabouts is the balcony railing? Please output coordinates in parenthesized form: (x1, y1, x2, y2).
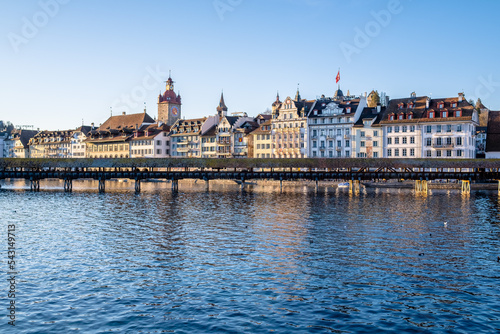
(233, 152, 247, 156)
(433, 143, 454, 149)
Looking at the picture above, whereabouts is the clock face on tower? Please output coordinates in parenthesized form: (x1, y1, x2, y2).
(171, 106, 179, 116)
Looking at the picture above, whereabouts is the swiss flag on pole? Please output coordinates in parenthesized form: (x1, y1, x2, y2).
(336, 70, 340, 84)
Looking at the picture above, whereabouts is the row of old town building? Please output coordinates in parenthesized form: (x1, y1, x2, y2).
(1, 76, 499, 159)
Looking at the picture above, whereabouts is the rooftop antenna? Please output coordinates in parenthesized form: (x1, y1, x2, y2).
(144, 102, 147, 113)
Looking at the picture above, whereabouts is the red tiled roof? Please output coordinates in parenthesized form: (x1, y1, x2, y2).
(379, 96, 475, 124)
(99, 112, 155, 131)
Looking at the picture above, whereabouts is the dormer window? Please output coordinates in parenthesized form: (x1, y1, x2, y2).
(346, 107, 351, 113)
(439, 103, 444, 109)
(398, 103, 404, 110)
(408, 113, 413, 120)
(455, 110, 461, 117)
(452, 103, 457, 108)
(398, 113, 404, 120)
(389, 114, 395, 121)
(441, 111, 448, 118)
(429, 111, 435, 118)
(408, 103, 414, 109)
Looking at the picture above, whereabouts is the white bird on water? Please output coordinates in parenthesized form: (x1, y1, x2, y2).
(444, 222, 448, 227)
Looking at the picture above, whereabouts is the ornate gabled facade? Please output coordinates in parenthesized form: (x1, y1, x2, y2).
(307, 96, 367, 158)
(271, 92, 311, 158)
(169, 118, 206, 158)
(379, 93, 478, 158)
(158, 76, 182, 126)
(85, 112, 155, 158)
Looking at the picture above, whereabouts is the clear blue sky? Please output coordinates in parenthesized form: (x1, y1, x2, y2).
(1, 0, 499, 130)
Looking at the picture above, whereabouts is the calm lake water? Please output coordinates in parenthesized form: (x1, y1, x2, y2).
(1, 180, 500, 333)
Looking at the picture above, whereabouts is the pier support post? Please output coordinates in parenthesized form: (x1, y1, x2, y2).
(172, 179, 178, 192)
(349, 179, 360, 194)
(135, 178, 141, 194)
(205, 178, 209, 191)
(240, 177, 245, 190)
(315, 178, 319, 193)
(415, 179, 428, 194)
(280, 176, 283, 193)
(98, 177, 105, 193)
(30, 178, 40, 192)
(461, 180, 471, 194)
(64, 179, 73, 193)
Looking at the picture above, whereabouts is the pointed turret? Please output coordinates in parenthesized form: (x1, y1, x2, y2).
(295, 87, 301, 101)
(217, 91, 228, 118)
(272, 91, 281, 106)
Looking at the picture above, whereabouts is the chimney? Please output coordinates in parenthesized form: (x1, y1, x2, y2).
(122, 112, 126, 116)
(377, 104, 381, 113)
(135, 124, 138, 130)
(426, 97, 431, 109)
(458, 93, 464, 102)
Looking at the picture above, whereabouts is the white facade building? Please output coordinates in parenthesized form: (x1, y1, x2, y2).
(352, 107, 384, 158)
(70, 126, 92, 158)
(380, 94, 478, 159)
(307, 95, 367, 158)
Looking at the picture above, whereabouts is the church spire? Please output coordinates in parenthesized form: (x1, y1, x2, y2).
(295, 84, 301, 101)
(217, 91, 228, 117)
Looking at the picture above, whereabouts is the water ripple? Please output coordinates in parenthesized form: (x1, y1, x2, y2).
(0, 183, 499, 333)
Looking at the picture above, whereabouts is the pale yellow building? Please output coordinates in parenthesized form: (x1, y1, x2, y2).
(249, 120, 272, 158)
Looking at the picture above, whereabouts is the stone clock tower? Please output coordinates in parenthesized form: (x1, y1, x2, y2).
(158, 76, 182, 126)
